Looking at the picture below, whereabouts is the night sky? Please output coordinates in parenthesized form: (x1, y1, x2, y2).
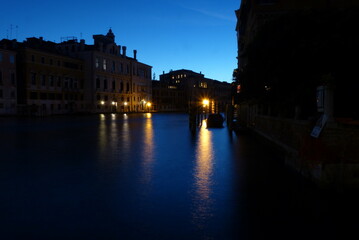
(1, 0, 240, 82)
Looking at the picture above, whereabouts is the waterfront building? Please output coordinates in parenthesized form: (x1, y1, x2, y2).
(0, 48, 17, 115)
(15, 38, 86, 115)
(234, 0, 359, 187)
(58, 29, 152, 113)
(154, 69, 231, 112)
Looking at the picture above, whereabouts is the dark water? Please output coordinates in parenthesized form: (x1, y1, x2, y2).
(0, 113, 357, 240)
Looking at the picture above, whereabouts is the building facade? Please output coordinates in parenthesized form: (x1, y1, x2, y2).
(0, 29, 152, 115)
(58, 29, 152, 113)
(14, 38, 86, 115)
(0, 48, 17, 115)
(153, 69, 231, 113)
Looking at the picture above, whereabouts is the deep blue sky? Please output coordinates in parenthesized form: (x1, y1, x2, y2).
(1, 0, 240, 82)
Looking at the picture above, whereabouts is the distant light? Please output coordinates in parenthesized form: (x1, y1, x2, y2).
(146, 102, 151, 107)
(101, 101, 105, 105)
(124, 102, 128, 106)
(112, 101, 116, 105)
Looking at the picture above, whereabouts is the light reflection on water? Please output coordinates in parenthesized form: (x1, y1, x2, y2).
(141, 113, 154, 184)
(192, 120, 214, 229)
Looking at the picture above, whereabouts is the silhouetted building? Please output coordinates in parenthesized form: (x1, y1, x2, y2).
(154, 69, 231, 112)
(234, 0, 359, 187)
(0, 47, 17, 114)
(58, 29, 152, 113)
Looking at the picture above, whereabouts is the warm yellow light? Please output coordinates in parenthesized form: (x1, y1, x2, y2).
(124, 102, 128, 106)
(146, 102, 151, 107)
(100, 101, 105, 105)
(111, 101, 116, 105)
(202, 99, 209, 106)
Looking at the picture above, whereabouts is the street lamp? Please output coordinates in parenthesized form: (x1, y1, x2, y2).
(202, 99, 209, 107)
(146, 102, 151, 112)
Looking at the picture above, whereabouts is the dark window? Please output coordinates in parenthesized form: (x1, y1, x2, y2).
(31, 55, 35, 62)
(0, 71, 2, 85)
(41, 75, 46, 86)
(49, 76, 54, 87)
(69, 78, 73, 88)
(0, 89, 3, 98)
(30, 92, 38, 99)
(104, 79, 108, 89)
(41, 57, 45, 64)
(11, 73, 15, 85)
(112, 81, 115, 90)
(96, 78, 100, 88)
(57, 77, 62, 87)
(31, 73, 37, 85)
(40, 93, 47, 100)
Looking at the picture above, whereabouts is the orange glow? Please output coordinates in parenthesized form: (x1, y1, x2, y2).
(192, 123, 214, 226)
(202, 99, 209, 106)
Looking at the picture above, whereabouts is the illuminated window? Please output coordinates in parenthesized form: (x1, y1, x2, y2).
(95, 58, 99, 68)
(199, 82, 207, 88)
(103, 59, 107, 70)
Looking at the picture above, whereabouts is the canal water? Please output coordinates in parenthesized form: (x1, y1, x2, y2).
(0, 113, 357, 240)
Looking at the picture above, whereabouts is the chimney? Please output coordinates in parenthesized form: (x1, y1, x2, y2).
(118, 45, 121, 55)
(122, 46, 127, 57)
(133, 50, 137, 60)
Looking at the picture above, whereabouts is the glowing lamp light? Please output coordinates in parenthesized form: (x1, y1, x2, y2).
(124, 102, 128, 106)
(202, 99, 209, 106)
(146, 102, 151, 107)
(100, 101, 105, 105)
(112, 101, 116, 105)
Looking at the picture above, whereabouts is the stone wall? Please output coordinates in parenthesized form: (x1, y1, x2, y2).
(253, 115, 359, 189)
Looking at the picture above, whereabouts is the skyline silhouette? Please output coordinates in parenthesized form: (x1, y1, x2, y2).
(1, 0, 239, 83)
